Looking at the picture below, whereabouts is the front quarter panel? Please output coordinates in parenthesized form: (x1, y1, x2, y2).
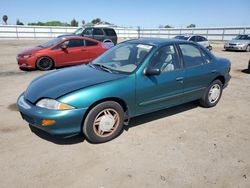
(57, 74, 136, 116)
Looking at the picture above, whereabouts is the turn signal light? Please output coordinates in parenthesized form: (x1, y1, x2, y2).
(42, 119, 56, 126)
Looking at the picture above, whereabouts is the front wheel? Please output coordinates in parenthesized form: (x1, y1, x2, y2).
(83, 101, 125, 143)
(36, 57, 54, 71)
(199, 80, 223, 108)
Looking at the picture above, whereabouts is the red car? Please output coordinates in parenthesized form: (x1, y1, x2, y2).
(17, 36, 110, 70)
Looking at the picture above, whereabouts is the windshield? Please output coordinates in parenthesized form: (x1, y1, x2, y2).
(235, 35, 250, 40)
(92, 43, 154, 73)
(174, 35, 189, 40)
(73, 28, 84, 35)
(40, 37, 64, 48)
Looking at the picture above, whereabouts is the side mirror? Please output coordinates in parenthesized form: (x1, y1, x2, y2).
(61, 45, 68, 50)
(144, 68, 161, 76)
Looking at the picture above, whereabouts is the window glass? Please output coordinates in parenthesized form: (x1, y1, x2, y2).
(189, 36, 196, 42)
(85, 40, 98, 46)
(179, 44, 204, 68)
(73, 28, 84, 35)
(92, 43, 153, 73)
(66, 39, 84, 48)
(83, 28, 93, 35)
(200, 49, 212, 64)
(41, 37, 63, 48)
(196, 36, 202, 42)
(104, 29, 116, 36)
(148, 45, 180, 72)
(94, 28, 104, 35)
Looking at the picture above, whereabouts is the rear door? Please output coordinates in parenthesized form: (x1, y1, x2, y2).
(178, 43, 215, 103)
(83, 39, 106, 62)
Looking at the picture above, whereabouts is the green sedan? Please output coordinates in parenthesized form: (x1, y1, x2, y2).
(17, 39, 231, 143)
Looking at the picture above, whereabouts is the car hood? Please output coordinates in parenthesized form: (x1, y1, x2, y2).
(228, 40, 250, 44)
(24, 65, 126, 103)
(19, 46, 44, 55)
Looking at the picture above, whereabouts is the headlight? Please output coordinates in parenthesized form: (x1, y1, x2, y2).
(236, 43, 244, 46)
(23, 54, 32, 59)
(36, 98, 75, 110)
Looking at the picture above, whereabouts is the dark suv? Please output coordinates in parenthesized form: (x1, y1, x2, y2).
(59, 27, 117, 44)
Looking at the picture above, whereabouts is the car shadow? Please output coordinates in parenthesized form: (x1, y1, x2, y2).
(125, 101, 199, 131)
(29, 101, 199, 145)
(29, 125, 85, 145)
(241, 69, 250, 74)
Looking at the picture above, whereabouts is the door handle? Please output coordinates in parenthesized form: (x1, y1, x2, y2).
(211, 69, 216, 73)
(176, 77, 184, 82)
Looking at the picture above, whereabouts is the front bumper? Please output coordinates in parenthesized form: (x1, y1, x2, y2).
(17, 94, 87, 136)
(224, 45, 247, 51)
(17, 56, 36, 70)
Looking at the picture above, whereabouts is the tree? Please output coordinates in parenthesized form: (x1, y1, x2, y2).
(16, 19, 24, 25)
(164, 25, 172, 28)
(71, 18, 78, 27)
(2, 15, 8, 25)
(187, 24, 196, 28)
(91, 18, 101, 25)
(28, 21, 70, 26)
(82, 20, 85, 26)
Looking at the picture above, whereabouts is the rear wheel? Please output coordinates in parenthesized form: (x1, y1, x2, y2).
(83, 101, 125, 143)
(246, 45, 250, 52)
(36, 57, 54, 71)
(199, 80, 223, 108)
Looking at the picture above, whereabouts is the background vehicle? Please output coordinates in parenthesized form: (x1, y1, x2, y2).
(174, 35, 212, 50)
(224, 34, 250, 52)
(17, 36, 108, 71)
(17, 39, 231, 143)
(59, 27, 118, 44)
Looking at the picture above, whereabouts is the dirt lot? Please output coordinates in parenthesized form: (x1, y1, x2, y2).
(0, 39, 250, 188)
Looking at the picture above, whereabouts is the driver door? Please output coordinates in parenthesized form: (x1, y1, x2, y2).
(51, 39, 85, 66)
(136, 45, 184, 115)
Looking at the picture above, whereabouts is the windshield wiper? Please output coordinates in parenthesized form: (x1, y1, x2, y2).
(37, 45, 44, 48)
(92, 64, 113, 73)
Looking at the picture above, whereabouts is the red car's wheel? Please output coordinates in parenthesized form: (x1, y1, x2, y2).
(36, 57, 54, 71)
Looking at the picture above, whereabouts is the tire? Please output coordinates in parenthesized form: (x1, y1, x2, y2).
(246, 45, 250, 52)
(103, 39, 112, 43)
(83, 101, 125, 143)
(36, 57, 54, 71)
(199, 80, 223, 108)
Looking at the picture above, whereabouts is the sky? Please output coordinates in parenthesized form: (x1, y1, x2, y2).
(0, 0, 250, 28)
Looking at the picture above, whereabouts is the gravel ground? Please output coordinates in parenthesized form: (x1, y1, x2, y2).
(0, 39, 250, 188)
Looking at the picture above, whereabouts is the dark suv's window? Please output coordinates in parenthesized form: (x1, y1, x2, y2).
(179, 44, 204, 68)
(93, 28, 104, 35)
(85, 40, 98, 46)
(83, 28, 93, 35)
(103, 29, 116, 36)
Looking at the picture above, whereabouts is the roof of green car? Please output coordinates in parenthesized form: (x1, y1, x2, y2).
(125, 38, 189, 47)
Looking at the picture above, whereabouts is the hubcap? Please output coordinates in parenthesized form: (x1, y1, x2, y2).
(40, 58, 51, 68)
(93, 109, 119, 137)
(208, 84, 221, 103)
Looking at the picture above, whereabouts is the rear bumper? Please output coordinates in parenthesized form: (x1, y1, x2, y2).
(17, 94, 87, 137)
